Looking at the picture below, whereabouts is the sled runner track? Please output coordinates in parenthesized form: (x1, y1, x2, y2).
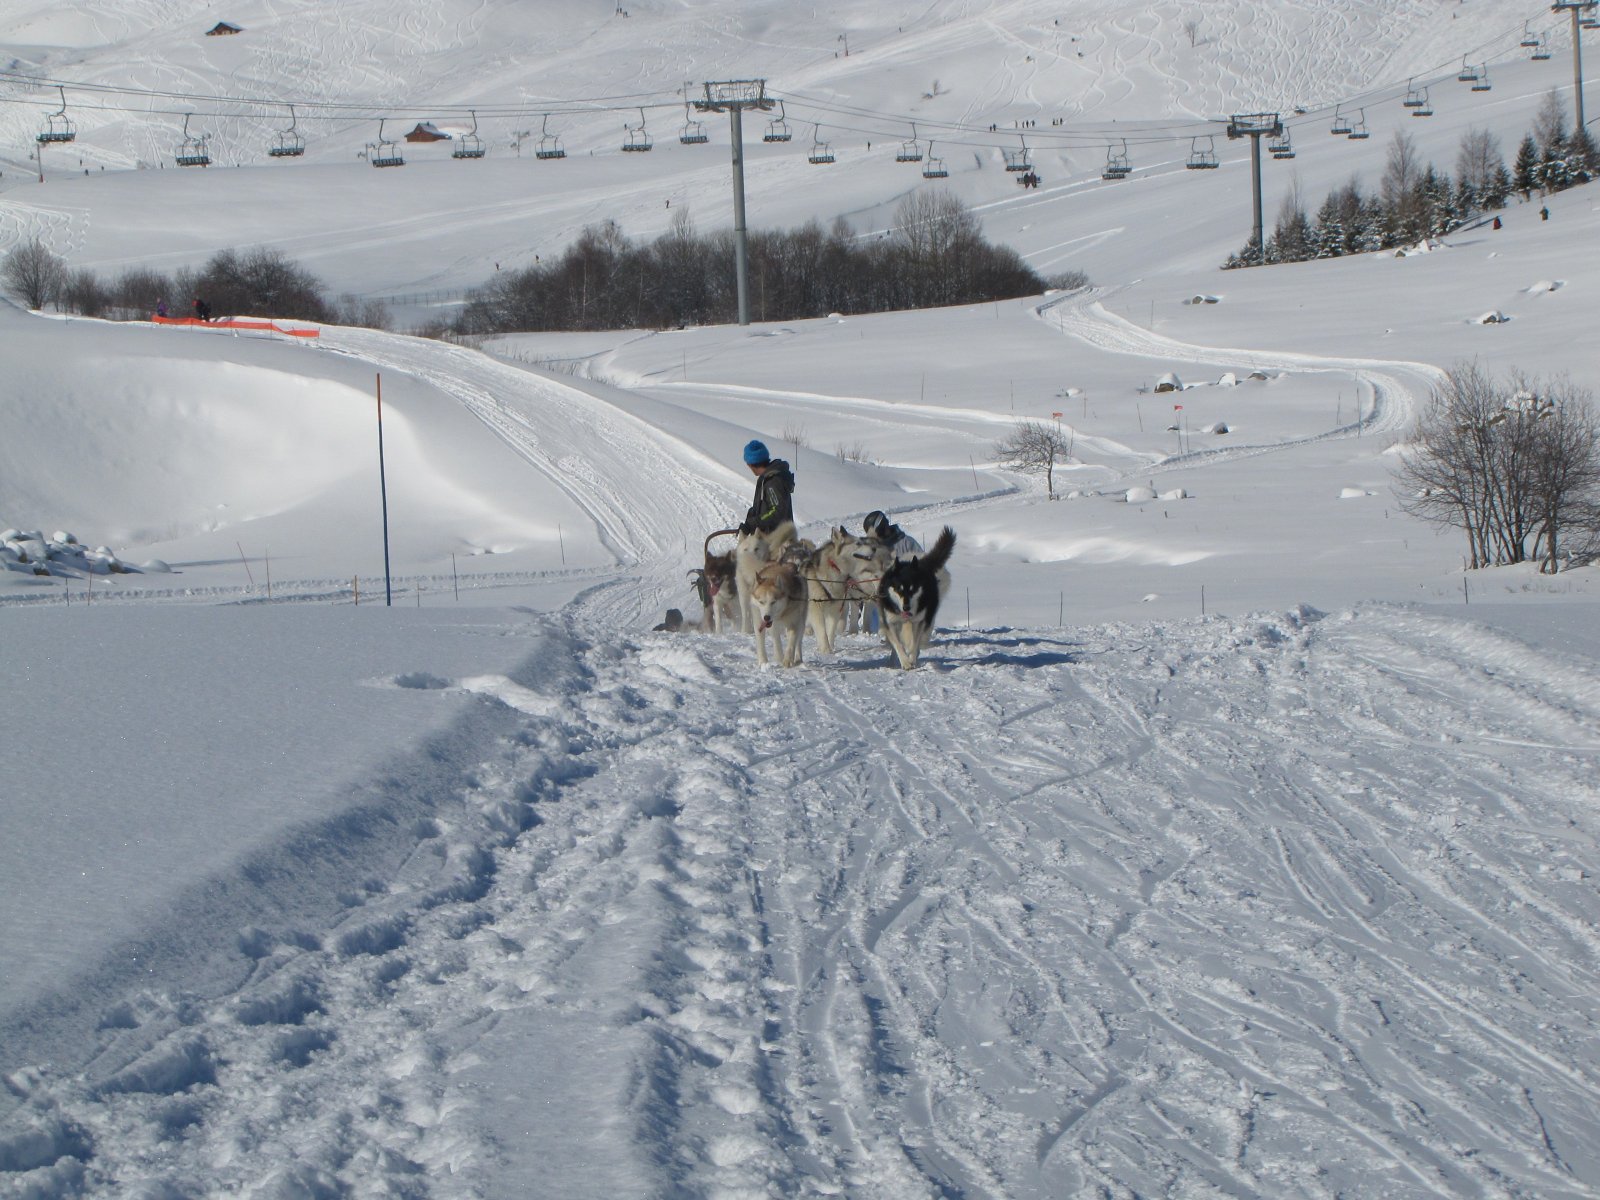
(3, 604, 1598, 1196)
(1042, 287, 1445, 446)
(320, 326, 732, 574)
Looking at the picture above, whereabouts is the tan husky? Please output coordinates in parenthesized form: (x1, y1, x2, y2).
(749, 559, 808, 667)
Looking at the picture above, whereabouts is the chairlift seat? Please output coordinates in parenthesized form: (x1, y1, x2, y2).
(176, 149, 211, 167)
(1331, 120, 1352, 135)
(1003, 150, 1032, 172)
(680, 128, 709, 145)
(1348, 127, 1371, 140)
(268, 143, 305, 158)
(37, 130, 76, 144)
(808, 147, 835, 164)
(922, 159, 948, 179)
(372, 154, 405, 167)
(536, 140, 566, 160)
(623, 131, 653, 152)
(763, 123, 793, 143)
(1411, 106, 1433, 118)
(896, 144, 923, 162)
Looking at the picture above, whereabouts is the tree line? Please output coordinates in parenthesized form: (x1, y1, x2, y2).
(455, 191, 1077, 334)
(1, 241, 391, 328)
(1225, 91, 1598, 268)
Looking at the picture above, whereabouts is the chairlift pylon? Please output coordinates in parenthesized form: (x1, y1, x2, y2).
(623, 107, 653, 152)
(807, 123, 835, 164)
(536, 114, 566, 160)
(896, 122, 923, 162)
(1186, 135, 1219, 169)
(763, 99, 793, 143)
(922, 140, 948, 178)
(1330, 105, 1352, 136)
(36, 86, 77, 145)
(175, 113, 212, 167)
(1347, 108, 1371, 139)
(368, 118, 405, 168)
(1003, 135, 1033, 173)
(453, 110, 487, 158)
(268, 104, 305, 157)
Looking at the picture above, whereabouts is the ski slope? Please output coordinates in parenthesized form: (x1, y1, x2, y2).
(4, 0, 1600, 1196)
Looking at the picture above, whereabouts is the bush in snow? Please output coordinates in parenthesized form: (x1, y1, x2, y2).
(1, 237, 66, 310)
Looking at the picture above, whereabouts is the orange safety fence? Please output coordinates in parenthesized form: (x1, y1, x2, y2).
(152, 315, 320, 338)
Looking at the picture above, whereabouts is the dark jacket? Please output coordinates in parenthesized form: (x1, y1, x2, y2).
(742, 459, 794, 533)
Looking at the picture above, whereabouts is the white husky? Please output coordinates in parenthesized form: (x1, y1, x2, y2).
(735, 521, 795, 634)
(806, 527, 876, 653)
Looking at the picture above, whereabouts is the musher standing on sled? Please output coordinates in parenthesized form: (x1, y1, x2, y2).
(738, 440, 794, 534)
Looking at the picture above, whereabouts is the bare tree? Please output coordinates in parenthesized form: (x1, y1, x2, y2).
(2, 236, 67, 309)
(1454, 127, 1503, 196)
(1182, 17, 1201, 46)
(996, 419, 1073, 499)
(1395, 364, 1600, 571)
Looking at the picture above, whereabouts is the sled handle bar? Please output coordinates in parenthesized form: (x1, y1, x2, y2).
(704, 527, 742, 554)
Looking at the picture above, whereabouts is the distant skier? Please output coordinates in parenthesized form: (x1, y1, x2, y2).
(192, 297, 212, 322)
(155, 298, 169, 318)
(1540, 206, 1550, 221)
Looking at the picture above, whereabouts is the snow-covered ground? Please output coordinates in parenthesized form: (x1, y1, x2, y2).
(3, 2, 1600, 1196)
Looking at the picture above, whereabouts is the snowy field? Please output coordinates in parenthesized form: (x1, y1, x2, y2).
(3, 1, 1600, 1196)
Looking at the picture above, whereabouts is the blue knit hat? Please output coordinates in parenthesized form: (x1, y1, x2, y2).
(743, 439, 770, 466)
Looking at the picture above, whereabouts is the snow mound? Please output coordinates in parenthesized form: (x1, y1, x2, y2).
(1182, 295, 1222, 305)
(1159, 488, 1188, 501)
(1340, 487, 1375, 499)
(1201, 421, 1230, 435)
(1525, 280, 1565, 294)
(1125, 487, 1157, 503)
(1473, 311, 1511, 325)
(1154, 372, 1183, 392)
(1216, 372, 1238, 387)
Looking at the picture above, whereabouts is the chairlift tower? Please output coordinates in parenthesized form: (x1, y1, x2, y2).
(1226, 113, 1282, 265)
(693, 79, 775, 327)
(1552, 1, 1597, 135)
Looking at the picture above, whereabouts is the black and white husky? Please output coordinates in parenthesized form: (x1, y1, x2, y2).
(877, 526, 955, 670)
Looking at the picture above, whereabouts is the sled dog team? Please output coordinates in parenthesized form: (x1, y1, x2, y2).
(687, 439, 956, 670)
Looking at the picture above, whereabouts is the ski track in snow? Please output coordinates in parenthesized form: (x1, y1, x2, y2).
(5, 603, 1599, 1198)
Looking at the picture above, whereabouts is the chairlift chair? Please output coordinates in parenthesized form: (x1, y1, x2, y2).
(1269, 129, 1295, 159)
(1003, 135, 1032, 173)
(763, 100, 793, 143)
(1329, 106, 1352, 136)
(622, 107, 653, 152)
(807, 124, 835, 164)
(1471, 66, 1491, 93)
(1402, 79, 1426, 108)
(922, 141, 948, 179)
(1101, 142, 1131, 180)
(1409, 87, 1433, 117)
(1347, 109, 1371, 139)
(1185, 135, 1219, 169)
(1522, 22, 1540, 46)
(453, 110, 487, 159)
(175, 114, 212, 167)
(369, 118, 405, 167)
(896, 122, 923, 162)
(268, 104, 305, 157)
(536, 114, 566, 160)
(36, 86, 76, 144)
(1532, 34, 1552, 60)
(679, 102, 709, 145)
(1457, 58, 1479, 84)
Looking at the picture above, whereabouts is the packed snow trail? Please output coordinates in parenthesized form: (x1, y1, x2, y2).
(1043, 287, 1447, 445)
(5, 603, 1597, 1198)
